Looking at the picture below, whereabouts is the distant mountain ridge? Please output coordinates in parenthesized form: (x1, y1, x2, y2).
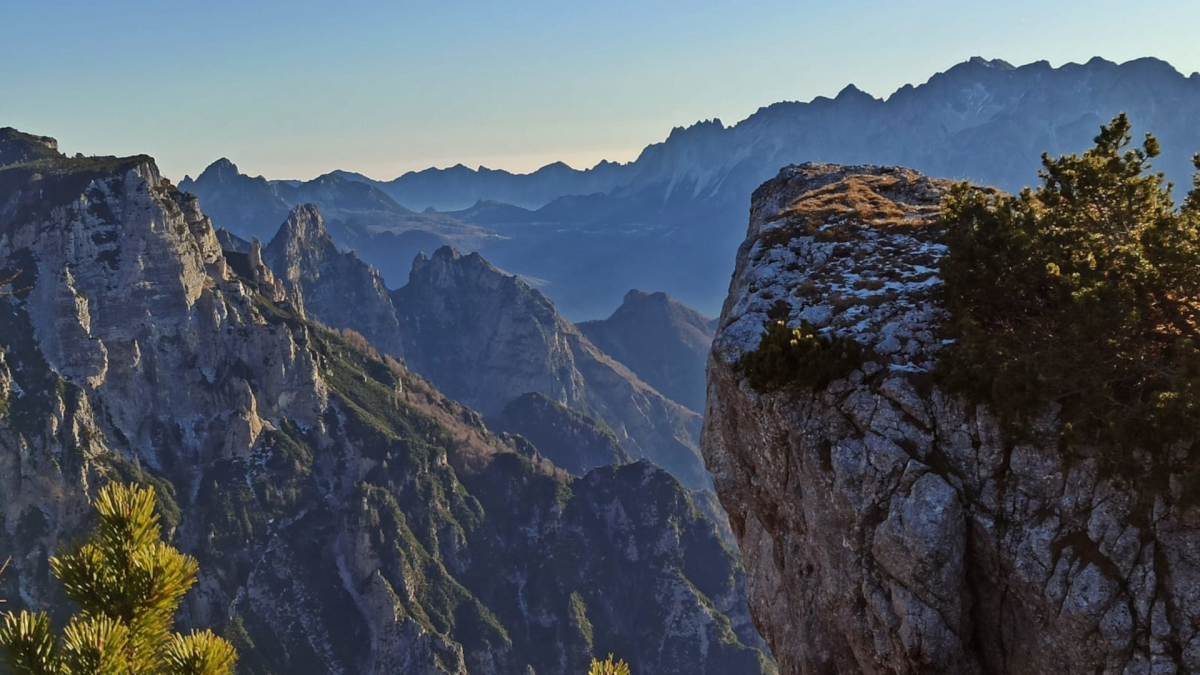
(187, 57, 1200, 319)
(335, 159, 632, 212)
(322, 56, 1200, 209)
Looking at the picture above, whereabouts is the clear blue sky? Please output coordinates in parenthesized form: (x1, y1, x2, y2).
(4, 0, 1199, 182)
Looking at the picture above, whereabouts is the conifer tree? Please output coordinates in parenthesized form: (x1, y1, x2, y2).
(588, 654, 631, 675)
(940, 113, 1200, 449)
(0, 483, 237, 675)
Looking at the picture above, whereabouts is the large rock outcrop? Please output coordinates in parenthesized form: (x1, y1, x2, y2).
(704, 163, 1200, 674)
(0, 133, 773, 674)
(393, 247, 710, 489)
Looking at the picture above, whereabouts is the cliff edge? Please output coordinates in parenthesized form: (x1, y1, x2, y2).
(703, 163, 1200, 674)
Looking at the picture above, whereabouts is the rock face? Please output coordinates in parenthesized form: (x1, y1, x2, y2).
(263, 204, 403, 355)
(393, 247, 711, 489)
(0, 132, 773, 675)
(579, 289, 715, 413)
(704, 163, 1200, 674)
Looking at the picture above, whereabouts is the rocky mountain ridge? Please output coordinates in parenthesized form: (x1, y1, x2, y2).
(180, 161, 490, 289)
(0, 131, 773, 674)
(703, 162, 1200, 674)
(239, 199, 711, 491)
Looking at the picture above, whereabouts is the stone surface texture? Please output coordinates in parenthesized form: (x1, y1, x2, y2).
(704, 163, 1200, 675)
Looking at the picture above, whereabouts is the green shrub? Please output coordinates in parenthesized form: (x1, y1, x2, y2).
(938, 113, 1200, 452)
(742, 320, 864, 392)
(0, 483, 237, 675)
(589, 654, 631, 675)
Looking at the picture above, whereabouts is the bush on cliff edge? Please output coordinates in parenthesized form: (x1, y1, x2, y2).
(940, 113, 1200, 453)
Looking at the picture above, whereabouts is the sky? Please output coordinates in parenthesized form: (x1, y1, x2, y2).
(4, 0, 1200, 182)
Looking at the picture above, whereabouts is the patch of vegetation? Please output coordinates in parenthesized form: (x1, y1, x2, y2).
(356, 484, 509, 653)
(742, 320, 865, 392)
(569, 592, 594, 647)
(96, 453, 184, 535)
(0, 483, 237, 675)
(939, 114, 1200, 455)
(759, 171, 944, 250)
(589, 655, 631, 675)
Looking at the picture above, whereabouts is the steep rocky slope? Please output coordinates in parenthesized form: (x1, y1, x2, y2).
(704, 163, 1200, 674)
(487, 392, 630, 476)
(0, 131, 773, 675)
(249, 209, 707, 490)
(579, 290, 714, 413)
(262, 204, 404, 355)
(392, 247, 710, 489)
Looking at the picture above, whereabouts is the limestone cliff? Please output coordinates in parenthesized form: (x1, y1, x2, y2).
(0, 134, 772, 674)
(263, 204, 403, 355)
(704, 163, 1200, 674)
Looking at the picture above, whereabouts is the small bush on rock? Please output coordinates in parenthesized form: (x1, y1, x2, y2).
(743, 320, 864, 392)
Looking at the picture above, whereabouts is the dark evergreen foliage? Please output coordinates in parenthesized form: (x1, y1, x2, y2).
(0, 484, 237, 675)
(939, 114, 1200, 452)
(742, 320, 865, 392)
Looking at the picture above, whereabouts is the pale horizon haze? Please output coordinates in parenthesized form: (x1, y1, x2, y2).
(3, 0, 1200, 182)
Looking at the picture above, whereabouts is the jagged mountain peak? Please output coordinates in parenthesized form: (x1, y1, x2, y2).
(196, 157, 245, 181)
(267, 203, 333, 250)
(409, 245, 515, 290)
(614, 288, 706, 317)
(966, 55, 1016, 70)
(665, 118, 727, 141)
(622, 288, 668, 304)
(834, 83, 878, 103)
